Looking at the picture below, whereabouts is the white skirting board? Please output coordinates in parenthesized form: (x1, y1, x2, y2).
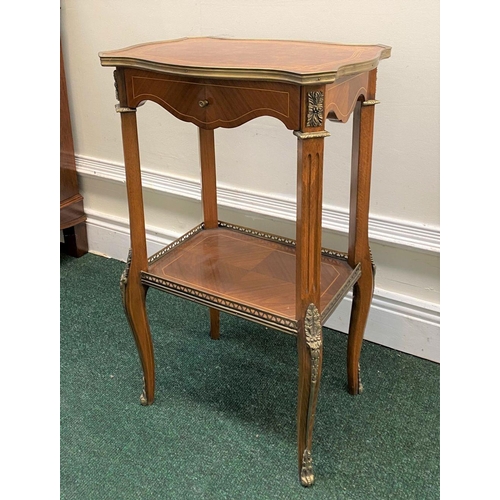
(76, 155, 440, 254)
(83, 209, 440, 363)
(324, 289, 439, 363)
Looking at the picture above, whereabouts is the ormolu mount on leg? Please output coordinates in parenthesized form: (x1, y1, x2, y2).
(299, 303, 323, 486)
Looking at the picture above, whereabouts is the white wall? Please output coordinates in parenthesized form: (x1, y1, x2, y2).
(61, 1, 440, 361)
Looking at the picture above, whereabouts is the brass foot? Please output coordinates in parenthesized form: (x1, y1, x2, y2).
(300, 449, 315, 487)
(139, 378, 152, 406)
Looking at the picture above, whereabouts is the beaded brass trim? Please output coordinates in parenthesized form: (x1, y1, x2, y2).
(218, 221, 296, 247)
(321, 247, 349, 261)
(148, 223, 205, 264)
(142, 272, 298, 334)
(218, 221, 349, 261)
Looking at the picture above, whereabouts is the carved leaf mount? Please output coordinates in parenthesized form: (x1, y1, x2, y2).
(306, 91, 324, 127)
(305, 304, 322, 350)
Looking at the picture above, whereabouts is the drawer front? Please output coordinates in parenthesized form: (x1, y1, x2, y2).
(205, 80, 299, 129)
(123, 69, 300, 130)
(127, 71, 207, 125)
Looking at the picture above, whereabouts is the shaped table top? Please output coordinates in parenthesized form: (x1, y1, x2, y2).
(99, 37, 391, 85)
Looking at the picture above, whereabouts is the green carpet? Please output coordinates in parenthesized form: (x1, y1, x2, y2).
(60, 251, 439, 499)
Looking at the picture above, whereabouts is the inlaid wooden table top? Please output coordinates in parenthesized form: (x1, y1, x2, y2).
(99, 36, 391, 84)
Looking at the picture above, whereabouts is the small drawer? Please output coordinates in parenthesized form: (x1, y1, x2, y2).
(204, 80, 300, 129)
(127, 71, 207, 125)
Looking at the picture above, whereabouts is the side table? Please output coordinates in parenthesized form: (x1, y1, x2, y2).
(99, 37, 391, 486)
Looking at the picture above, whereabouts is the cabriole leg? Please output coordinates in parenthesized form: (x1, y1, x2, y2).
(118, 105, 155, 405)
(120, 250, 155, 405)
(347, 71, 378, 395)
(347, 272, 373, 395)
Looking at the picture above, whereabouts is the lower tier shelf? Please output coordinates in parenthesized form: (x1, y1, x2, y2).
(142, 221, 361, 334)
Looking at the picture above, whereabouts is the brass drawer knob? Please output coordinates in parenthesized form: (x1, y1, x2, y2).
(198, 99, 209, 108)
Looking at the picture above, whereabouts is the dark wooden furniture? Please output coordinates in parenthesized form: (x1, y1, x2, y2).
(61, 43, 88, 257)
(99, 37, 391, 486)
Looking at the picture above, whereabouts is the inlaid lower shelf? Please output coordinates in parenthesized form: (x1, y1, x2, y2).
(142, 222, 361, 334)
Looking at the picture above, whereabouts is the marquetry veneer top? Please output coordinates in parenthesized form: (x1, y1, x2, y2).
(99, 37, 391, 84)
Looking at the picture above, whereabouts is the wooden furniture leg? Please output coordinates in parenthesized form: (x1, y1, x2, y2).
(295, 132, 326, 487)
(199, 127, 220, 340)
(119, 108, 155, 405)
(62, 222, 88, 258)
(347, 70, 378, 395)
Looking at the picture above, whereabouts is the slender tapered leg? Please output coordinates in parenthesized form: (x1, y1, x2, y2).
(118, 107, 155, 405)
(199, 127, 220, 340)
(294, 97, 329, 485)
(347, 70, 378, 395)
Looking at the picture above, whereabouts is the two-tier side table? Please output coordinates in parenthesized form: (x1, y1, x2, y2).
(99, 37, 391, 487)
